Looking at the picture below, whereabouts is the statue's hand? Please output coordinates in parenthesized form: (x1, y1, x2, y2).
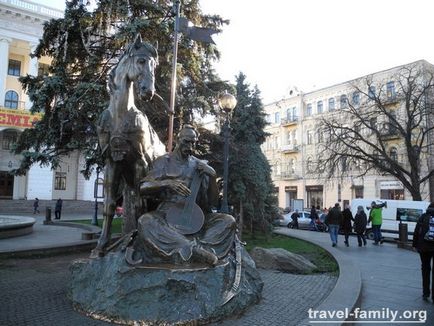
(197, 161, 216, 177)
(163, 180, 191, 197)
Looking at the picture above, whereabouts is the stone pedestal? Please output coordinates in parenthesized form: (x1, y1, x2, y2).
(70, 248, 263, 325)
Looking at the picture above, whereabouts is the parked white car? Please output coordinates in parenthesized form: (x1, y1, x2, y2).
(350, 199, 430, 240)
(277, 211, 311, 227)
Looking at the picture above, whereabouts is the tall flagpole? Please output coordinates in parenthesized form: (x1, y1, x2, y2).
(167, 0, 180, 152)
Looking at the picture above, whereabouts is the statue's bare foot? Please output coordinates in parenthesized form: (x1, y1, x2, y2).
(89, 248, 105, 259)
(193, 246, 218, 266)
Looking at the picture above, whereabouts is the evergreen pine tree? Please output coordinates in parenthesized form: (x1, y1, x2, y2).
(228, 73, 278, 237)
(14, 0, 228, 176)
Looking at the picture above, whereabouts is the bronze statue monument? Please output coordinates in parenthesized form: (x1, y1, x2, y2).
(135, 124, 236, 266)
(91, 35, 165, 258)
(71, 37, 262, 325)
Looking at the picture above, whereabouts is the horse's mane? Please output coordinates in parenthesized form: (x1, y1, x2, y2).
(108, 39, 158, 93)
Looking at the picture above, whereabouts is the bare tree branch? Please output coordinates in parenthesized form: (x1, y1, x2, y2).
(318, 62, 434, 200)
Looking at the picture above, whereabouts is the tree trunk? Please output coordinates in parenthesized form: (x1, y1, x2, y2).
(239, 198, 244, 241)
(430, 174, 434, 202)
(409, 188, 423, 201)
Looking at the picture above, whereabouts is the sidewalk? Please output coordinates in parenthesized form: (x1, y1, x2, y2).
(275, 227, 433, 325)
(0, 213, 338, 326)
(0, 212, 102, 256)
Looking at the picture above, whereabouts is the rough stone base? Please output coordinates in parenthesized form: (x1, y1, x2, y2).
(250, 247, 317, 273)
(69, 248, 263, 325)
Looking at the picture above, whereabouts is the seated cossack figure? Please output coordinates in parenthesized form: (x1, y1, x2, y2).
(137, 125, 236, 266)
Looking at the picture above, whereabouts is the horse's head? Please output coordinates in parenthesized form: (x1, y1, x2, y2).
(125, 35, 158, 101)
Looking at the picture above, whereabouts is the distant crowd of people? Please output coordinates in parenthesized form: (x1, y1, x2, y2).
(321, 201, 386, 247)
(289, 201, 434, 303)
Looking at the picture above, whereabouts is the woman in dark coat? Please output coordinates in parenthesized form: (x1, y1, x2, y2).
(341, 205, 354, 247)
(412, 203, 434, 301)
(353, 205, 367, 247)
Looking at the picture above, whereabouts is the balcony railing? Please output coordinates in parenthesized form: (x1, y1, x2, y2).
(280, 144, 299, 153)
(380, 126, 400, 140)
(382, 94, 401, 106)
(0, 0, 64, 18)
(272, 170, 300, 181)
(281, 116, 298, 126)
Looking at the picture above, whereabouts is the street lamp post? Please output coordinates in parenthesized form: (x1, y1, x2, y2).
(92, 166, 102, 226)
(218, 92, 237, 214)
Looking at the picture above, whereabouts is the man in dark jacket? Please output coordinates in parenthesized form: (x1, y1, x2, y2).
(291, 210, 300, 229)
(354, 205, 368, 247)
(55, 198, 63, 220)
(412, 202, 434, 301)
(325, 203, 343, 247)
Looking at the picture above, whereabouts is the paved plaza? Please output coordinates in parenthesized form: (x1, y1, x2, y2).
(0, 252, 336, 326)
(0, 213, 433, 325)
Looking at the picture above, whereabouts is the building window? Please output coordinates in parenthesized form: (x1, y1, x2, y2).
(38, 63, 50, 76)
(390, 147, 398, 161)
(289, 158, 295, 174)
(266, 114, 272, 123)
(368, 86, 376, 99)
(370, 117, 377, 131)
(4, 90, 19, 109)
(340, 94, 348, 109)
(306, 185, 323, 209)
(354, 186, 364, 198)
(286, 131, 291, 144)
(317, 129, 324, 143)
(317, 100, 323, 114)
(352, 91, 360, 106)
(8, 59, 21, 76)
(306, 104, 312, 116)
(2, 131, 18, 150)
(386, 81, 396, 99)
(328, 98, 335, 111)
(388, 111, 397, 134)
(306, 157, 313, 173)
(307, 130, 313, 145)
(286, 108, 291, 120)
(380, 189, 404, 200)
(274, 112, 280, 124)
(353, 123, 361, 136)
(341, 156, 348, 172)
(54, 172, 67, 190)
(292, 130, 297, 145)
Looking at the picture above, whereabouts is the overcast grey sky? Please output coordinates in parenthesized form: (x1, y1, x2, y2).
(37, 0, 434, 104)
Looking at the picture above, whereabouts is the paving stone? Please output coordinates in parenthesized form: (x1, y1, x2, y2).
(0, 253, 337, 326)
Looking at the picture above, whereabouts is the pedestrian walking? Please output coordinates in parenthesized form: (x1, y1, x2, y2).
(33, 198, 39, 214)
(354, 205, 368, 247)
(368, 201, 387, 245)
(54, 198, 63, 220)
(412, 202, 434, 302)
(325, 203, 343, 247)
(310, 205, 319, 231)
(341, 204, 354, 247)
(291, 210, 300, 229)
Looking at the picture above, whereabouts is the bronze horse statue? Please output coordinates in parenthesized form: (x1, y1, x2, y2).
(91, 35, 165, 258)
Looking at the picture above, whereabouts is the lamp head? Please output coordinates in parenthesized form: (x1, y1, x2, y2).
(218, 92, 237, 113)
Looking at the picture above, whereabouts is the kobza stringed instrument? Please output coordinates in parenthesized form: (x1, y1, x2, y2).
(165, 169, 205, 235)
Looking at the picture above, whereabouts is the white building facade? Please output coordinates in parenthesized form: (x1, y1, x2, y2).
(263, 61, 433, 210)
(0, 0, 98, 200)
